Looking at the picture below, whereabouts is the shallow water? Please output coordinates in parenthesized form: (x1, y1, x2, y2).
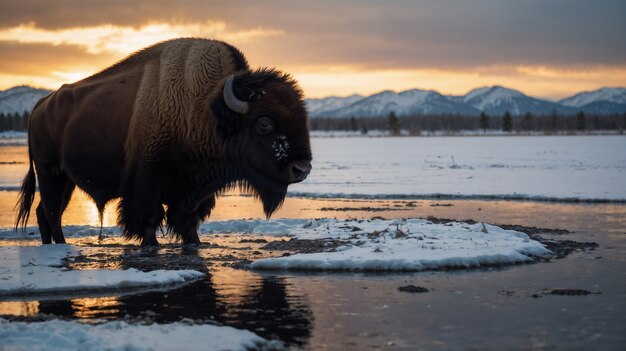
(1, 192, 625, 350)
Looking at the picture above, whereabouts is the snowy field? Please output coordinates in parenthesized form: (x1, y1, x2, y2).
(289, 135, 626, 202)
(1, 133, 624, 202)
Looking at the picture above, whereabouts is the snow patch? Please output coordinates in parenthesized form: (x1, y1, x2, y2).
(0, 246, 204, 296)
(201, 218, 308, 235)
(201, 218, 552, 271)
(0, 318, 283, 351)
(1, 244, 78, 267)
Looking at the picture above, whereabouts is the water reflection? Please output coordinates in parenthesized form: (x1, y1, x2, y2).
(228, 276, 313, 344)
(71, 296, 120, 319)
(0, 300, 39, 316)
(0, 239, 311, 346)
(3, 269, 312, 346)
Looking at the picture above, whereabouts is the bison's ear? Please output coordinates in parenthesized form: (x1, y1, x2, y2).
(231, 74, 266, 102)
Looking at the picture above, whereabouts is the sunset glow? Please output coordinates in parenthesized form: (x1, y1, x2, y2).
(0, 22, 283, 55)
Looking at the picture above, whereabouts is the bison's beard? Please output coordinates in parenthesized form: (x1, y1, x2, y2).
(237, 173, 288, 218)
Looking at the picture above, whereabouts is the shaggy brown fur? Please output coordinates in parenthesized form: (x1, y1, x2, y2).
(16, 38, 312, 246)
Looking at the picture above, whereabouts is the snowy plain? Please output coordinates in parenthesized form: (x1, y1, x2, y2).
(288, 135, 626, 202)
(1, 133, 625, 202)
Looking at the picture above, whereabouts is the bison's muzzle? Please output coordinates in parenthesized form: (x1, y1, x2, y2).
(289, 160, 312, 183)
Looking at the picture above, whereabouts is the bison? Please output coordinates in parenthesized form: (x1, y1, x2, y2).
(15, 38, 312, 246)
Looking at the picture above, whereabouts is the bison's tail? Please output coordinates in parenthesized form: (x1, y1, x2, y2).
(14, 124, 36, 231)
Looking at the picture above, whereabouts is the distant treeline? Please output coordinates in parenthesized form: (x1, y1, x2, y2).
(0, 111, 29, 131)
(309, 111, 626, 134)
(3, 110, 625, 134)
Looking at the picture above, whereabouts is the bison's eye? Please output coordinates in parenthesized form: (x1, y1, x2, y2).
(256, 117, 275, 135)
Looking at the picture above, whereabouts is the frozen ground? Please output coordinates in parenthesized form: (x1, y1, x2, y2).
(289, 135, 626, 201)
(0, 318, 282, 351)
(0, 245, 204, 296)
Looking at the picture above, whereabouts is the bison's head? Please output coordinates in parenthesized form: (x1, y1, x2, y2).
(212, 68, 312, 217)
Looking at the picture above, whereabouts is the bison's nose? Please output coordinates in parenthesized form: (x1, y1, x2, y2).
(289, 160, 312, 182)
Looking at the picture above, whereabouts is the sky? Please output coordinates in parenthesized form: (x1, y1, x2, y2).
(0, 0, 625, 100)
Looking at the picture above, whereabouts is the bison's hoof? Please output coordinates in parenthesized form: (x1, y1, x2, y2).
(182, 243, 201, 252)
(140, 239, 160, 248)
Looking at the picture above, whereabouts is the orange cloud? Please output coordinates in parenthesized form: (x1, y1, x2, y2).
(0, 22, 283, 90)
(0, 22, 283, 55)
(0, 41, 116, 76)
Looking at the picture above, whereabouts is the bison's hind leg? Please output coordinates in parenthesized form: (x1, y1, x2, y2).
(36, 170, 75, 244)
(36, 203, 53, 244)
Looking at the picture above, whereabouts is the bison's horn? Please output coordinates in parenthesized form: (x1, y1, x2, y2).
(223, 75, 249, 114)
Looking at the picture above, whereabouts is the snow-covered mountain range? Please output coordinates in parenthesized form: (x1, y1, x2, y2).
(1, 85, 625, 118)
(0, 86, 52, 115)
(307, 86, 626, 118)
(313, 89, 480, 118)
(456, 86, 574, 116)
(558, 87, 626, 108)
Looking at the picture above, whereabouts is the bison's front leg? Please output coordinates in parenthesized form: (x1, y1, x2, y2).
(118, 159, 167, 247)
(122, 203, 164, 247)
(167, 195, 216, 246)
(140, 204, 165, 247)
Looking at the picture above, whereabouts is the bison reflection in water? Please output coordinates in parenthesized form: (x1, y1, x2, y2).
(36, 274, 313, 346)
(15, 38, 312, 246)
